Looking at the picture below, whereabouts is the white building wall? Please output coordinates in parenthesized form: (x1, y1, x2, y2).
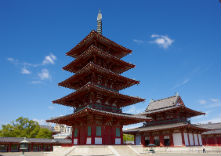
(135, 135, 141, 145)
(95, 137, 102, 144)
(173, 133, 182, 146)
(74, 139, 78, 145)
(115, 138, 121, 144)
(86, 137, 91, 144)
(184, 133, 189, 146)
(188, 133, 194, 146)
(194, 134, 199, 145)
(198, 134, 202, 145)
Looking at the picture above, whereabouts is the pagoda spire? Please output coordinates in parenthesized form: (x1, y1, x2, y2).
(97, 10, 102, 34)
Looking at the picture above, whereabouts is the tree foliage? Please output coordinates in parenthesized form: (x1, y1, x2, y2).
(123, 134, 134, 142)
(0, 117, 52, 138)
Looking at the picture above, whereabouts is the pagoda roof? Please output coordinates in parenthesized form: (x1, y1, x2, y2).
(63, 45, 135, 74)
(46, 107, 151, 126)
(66, 30, 132, 58)
(196, 122, 221, 135)
(124, 122, 208, 134)
(59, 62, 139, 90)
(53, 83, 145, 107)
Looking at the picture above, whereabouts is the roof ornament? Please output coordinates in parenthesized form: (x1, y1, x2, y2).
(97, 10, 102, 34)
(176, 92, 179, 97)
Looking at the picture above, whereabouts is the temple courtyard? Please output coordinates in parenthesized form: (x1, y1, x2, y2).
(0, 145, 220, 156)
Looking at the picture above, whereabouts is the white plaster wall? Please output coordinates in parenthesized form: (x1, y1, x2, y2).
(115, 138, 121, 144)
(95, 137, 102, 144)
(198, 134, 202, 145)
(194, 134, 199, 145)
(189, 133, 194, 146)
(173, 133, 182, 146)
(74, 139, 78, 145)
(86, 137, 91, 144)
(184, 133, 189, 146)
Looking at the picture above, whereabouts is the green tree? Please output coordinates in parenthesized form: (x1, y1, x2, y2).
(36, 128, 53, 139)
(123, 134, 134, 142)
(0, 117, 52, 138)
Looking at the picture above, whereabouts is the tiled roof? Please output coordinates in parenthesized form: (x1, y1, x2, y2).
(196, 122, 221, 135)
(47, 107, 151, 125)
(146, 96, 179, 112)
(0, 137, 71, 144)
(124, 122, 208, 133)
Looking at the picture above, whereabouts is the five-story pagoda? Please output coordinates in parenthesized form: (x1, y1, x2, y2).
(47, 11, 150, 145)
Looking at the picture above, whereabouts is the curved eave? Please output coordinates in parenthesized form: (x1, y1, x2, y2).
(46, 107, 151, 126)
(142, 105, 205, 118)
(59, 62, 139, 90)
(53, 83, 145, 107)
(124, 122, 208, 134)
(66, 30, 132, 59)
(64, 45, 135, 74)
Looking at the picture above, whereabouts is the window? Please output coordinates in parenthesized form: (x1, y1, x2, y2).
(96, 126, 101, 136)
(116, 128, 120, 137)
(154, 136, 160, 146)
(145, 136, 150, 146)
(164, 136, 170, 146)
(74, 128, 78, 137)
(88, 126, 91, 136)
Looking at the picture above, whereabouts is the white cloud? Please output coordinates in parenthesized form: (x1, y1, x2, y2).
(199, 99, 207, 104)
(21, 67, 31, 74)
(33, 119, 47, 125)
(38, 69, 50, 80)
(150, 34, 174, 49)
(171, 78, 190, 90)
(48, 106, 54, 110)
(31, 81, 42, 84)
(42, 54, 56, 65)
(124, 105, 144, 114)
(133, 39, 145, 44)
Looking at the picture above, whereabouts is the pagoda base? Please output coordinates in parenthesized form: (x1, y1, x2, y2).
(72, 124, 123, 145)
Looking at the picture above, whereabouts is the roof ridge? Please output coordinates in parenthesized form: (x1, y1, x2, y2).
(150, 95, 177, 103)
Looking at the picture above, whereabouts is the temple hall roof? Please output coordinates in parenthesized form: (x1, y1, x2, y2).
(0, 137, 71, 144)
(124, 122, 208, 134)
(146, 96, 181, 112)
(196, 122, 221, 135)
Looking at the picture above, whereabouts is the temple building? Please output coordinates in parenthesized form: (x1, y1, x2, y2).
(197, 122, 221, 146)
(46, 11, 150, 145)
(124, 94, 208, 147)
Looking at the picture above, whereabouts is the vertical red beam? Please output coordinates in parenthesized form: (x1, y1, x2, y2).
(160, 135, 164, 147)
(120, 126, 123, 145)
(8, 143, 11, 152)
(72, 126, 74, 145)
(102, 125, 105, 144)
(181, 131, 185, 146)
(141, 133, 145, 146)
(169, 132, 174, 147)
(91, 124, 95, 144)
(187, 132, 190, 146)
(197, 133, 200, 146)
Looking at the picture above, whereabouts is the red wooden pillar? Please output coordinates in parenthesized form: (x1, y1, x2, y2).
(141, 133, 145, 146)
(134, 134, 136, 145)
(187, 132, 190, 146)
(8, 143, 11, 152)
(197, 133, 200, 146)
(71, 126, 74, 145)
(169, 133, 174, 147)
(91, 125, 95, 145)
(102, 126, 105, 144)
(160, 135, 164, 147)
(120, 126, 123, 145)
(150, 135, 154, 144)
(181, 132, 185, 146)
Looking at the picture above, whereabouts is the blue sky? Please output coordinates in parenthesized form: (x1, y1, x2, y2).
(0, 0, 220, 129)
